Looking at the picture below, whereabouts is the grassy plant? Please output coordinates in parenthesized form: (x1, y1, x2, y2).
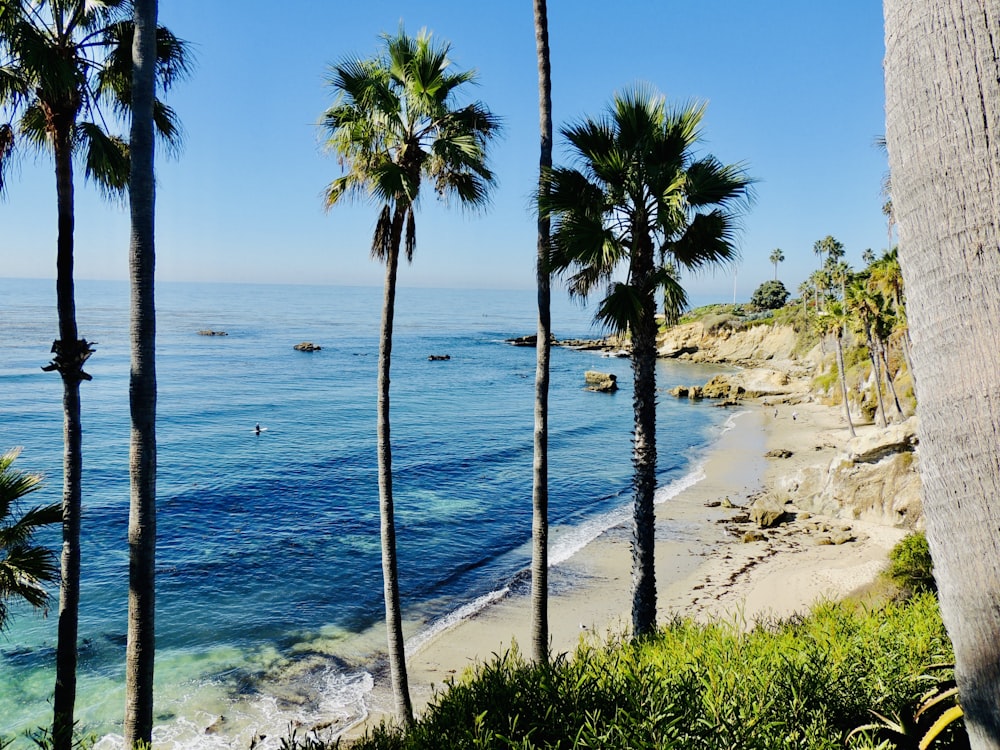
(885, 533, 935, 595)
(325, 594, 951, 749)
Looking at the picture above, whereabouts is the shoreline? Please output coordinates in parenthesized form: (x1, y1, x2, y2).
(349, 393, 909, 737)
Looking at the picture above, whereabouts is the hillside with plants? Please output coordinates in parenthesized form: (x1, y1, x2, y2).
(659, 246, 915, 427)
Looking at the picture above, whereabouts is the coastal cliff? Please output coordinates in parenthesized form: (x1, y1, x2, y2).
(660, 319, 923, 531)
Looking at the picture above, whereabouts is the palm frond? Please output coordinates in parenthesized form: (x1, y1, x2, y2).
(595, 281, 644, 335)
(78, 120, 128, 195)
(684, 156, 754, 209)
(371, 203, 392, 261)
(403, 207, 416, 262)
(0, 448, 43, 509)
(670, 209, 741, 271)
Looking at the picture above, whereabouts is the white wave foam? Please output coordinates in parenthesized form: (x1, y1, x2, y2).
(94, 668, 374, 750)
(407, 586, 510, 656)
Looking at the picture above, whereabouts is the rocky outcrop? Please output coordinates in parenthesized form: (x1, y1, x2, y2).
(198, 329, 227, 336)
(777, 417, 922, 529)
(294, 342, 321, 352)
(749, 495, 789, 528)
(658, 321, 802, 367)
(584, 370, 618, 393)
(506, 335, 616, 350)
(670, 368, 807, 402)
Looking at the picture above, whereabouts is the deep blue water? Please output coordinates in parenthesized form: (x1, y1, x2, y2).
(0, 278, 730, 745)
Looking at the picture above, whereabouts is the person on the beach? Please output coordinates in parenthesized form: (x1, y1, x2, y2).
(792, 411, 798, 421)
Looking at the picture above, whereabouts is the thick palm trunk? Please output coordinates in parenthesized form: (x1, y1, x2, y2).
(378, 207, 413, 726)
(834, 334, 856, 438)
(123, 1, 158, 744)
(885, 3, 1000, 746)
(530, 0, 553, 666)
(51, 120, 82, 750)
(630, 235, 658, 637)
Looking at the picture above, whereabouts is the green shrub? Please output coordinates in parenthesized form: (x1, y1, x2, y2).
(333, 595, 951, 750)
(886, 532, 936, 595)
(750, 280, 790, 310)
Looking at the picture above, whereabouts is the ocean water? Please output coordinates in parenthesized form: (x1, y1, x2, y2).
(0, 278, 732, 747)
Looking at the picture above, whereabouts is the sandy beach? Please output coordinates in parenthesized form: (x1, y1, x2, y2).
(351, 393, 910, 734)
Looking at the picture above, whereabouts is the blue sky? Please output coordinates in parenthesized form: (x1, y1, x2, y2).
(2, 1, 888, 303)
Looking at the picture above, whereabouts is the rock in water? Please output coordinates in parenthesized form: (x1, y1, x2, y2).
(294, 342, 321, 352)
(584, 370, 618, 393)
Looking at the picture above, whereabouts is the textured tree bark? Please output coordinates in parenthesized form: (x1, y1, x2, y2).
(885, 1, 1000, 746)
(378, 205, 413, 726)
(51, 115, 81, 750)
(124, 0, 158, 744)
(630, 230, 658, 637)
(530, 0, 553, 665)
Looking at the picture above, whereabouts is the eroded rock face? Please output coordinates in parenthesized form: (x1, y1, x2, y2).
(658, 322, 800, 365)
(779, 417, 923, 529)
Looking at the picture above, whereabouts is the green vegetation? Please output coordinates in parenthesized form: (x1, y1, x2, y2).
(301, 593, 954, 749)
(750, 279, 790, 310)
(886, 532, 936, 596)
(0, 448, 60, 630)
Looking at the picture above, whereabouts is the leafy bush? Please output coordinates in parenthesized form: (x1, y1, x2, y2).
(328, 595, 952, 750)
(750, 280, 790, 310)
(886, 532, 936, 595)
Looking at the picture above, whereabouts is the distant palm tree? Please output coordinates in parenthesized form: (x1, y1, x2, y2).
(846, 280, 888, 427)
(320, 27, 500, 725)
(541, 87, 751, 636)
(0, 4, 187, 744)
(818, 302, 856, 438)
(769, 248, 784, 280)
(0, 448, 60, 630)
(868, 248, 915, 395)
(530, 0, 553, 666)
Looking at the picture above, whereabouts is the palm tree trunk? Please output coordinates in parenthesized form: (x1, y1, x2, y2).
(865, 328, 887, 428)
(530, 0, 552, 666)
(834, 334, 856, 438)
(878, 341, 904, 417)
(51, 118, 82, 750)
(885, 3, 1000, 744)
(124, 1, 158, 744)
(378, 206, 413, 726)
(630, 233, 658, 637)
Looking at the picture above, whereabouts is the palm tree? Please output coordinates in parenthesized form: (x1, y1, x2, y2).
(817, 302, 856, 438)
(122, 0, 180, 743)
(0, 4, 186, 743)
(769, 248, 784, 280)
(885, 2, 1000, 743)
(530, 0, 553, 666)
(828, 259, 852, 302)
(0, 448, 61, 630)
(846, 280, 888, 427)
(541, 88, 751, 636)
(320, 27, 499, 725)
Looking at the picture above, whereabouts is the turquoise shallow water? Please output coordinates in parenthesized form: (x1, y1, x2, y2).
(0, 278, 730, 746)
